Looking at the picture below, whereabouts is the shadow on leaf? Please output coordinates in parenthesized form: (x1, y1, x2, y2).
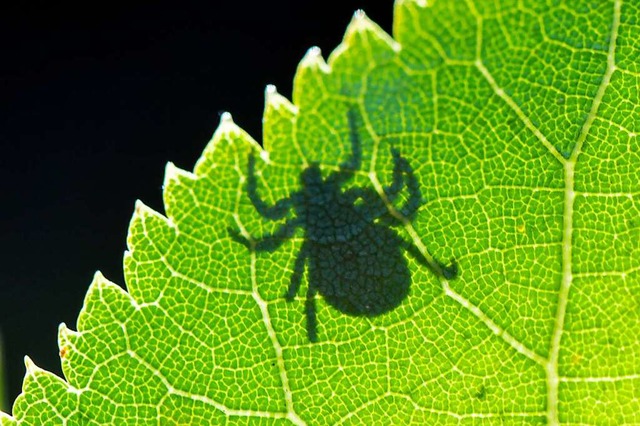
(230, 109, 457, 342)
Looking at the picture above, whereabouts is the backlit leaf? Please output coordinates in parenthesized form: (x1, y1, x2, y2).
(2, 1, 639, 424)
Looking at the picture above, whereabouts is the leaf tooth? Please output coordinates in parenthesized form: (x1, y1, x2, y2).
(264, 84, 298, 115)
(321, 7, 399, 81)
(343, 8, 400, 53)
(299, 46, 331, 74)
(164, 161, 180, 186)
(57, 323, 78, 370)
(133, 199, 150, 217)
(126, 200, 174, 257)
(57, 322, 79, 341)
(132, 200, 169, 227)
(21, 356, 75, 394)
(164, 161, 195, 189)
(163, 162, 198, 226)
(75, 271, 139, 335)
(91, 271, 137, 310)
(210, 111, 260, 150)
(91, 271, 116, 293)
(23, 356, 40, 377)
(293, 46, 331, 105)
(213, 111, 242, 142)
(263, 84, 297, 155)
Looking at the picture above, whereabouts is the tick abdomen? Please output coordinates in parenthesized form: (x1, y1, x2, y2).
(308, 224, 410, 317)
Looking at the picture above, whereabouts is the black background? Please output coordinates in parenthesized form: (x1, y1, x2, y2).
(0, 1, 393, 408)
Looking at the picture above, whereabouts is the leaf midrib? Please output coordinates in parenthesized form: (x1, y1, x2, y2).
(546, 1, 621, 423)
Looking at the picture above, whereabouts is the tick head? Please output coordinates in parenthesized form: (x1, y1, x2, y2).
(301, 163, 322, 188)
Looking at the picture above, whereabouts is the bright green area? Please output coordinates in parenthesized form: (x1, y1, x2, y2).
(2, 0, 639, 424)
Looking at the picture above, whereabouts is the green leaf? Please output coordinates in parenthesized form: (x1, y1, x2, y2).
(3, 0, 639, 424)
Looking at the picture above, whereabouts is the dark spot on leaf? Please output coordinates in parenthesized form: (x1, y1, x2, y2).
(474, 385, 486, 400)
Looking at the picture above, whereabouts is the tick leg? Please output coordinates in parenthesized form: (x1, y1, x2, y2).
(286, 242, 308, 301)
(305, 283, 318, 343)
(393, 151, 423, 220)
(342, 108, 363, 172)
(248, 217, 301, 252)
(344, 148, 422, 223)
(284, 243, 317, 342)
(401, 238, 458, 280)
(247, 152, 293, 221)
(228, 227, 252, 249)
(327, 107, 363, 186)
(383, 147, 406, 204)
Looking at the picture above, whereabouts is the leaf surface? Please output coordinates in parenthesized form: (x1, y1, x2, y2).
(2, 0, 639, 424)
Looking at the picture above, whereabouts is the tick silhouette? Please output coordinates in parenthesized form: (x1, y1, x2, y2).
(232, 111, 456, 342)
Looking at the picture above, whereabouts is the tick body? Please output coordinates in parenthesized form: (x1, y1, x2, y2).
(233, 110, 456, 342)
